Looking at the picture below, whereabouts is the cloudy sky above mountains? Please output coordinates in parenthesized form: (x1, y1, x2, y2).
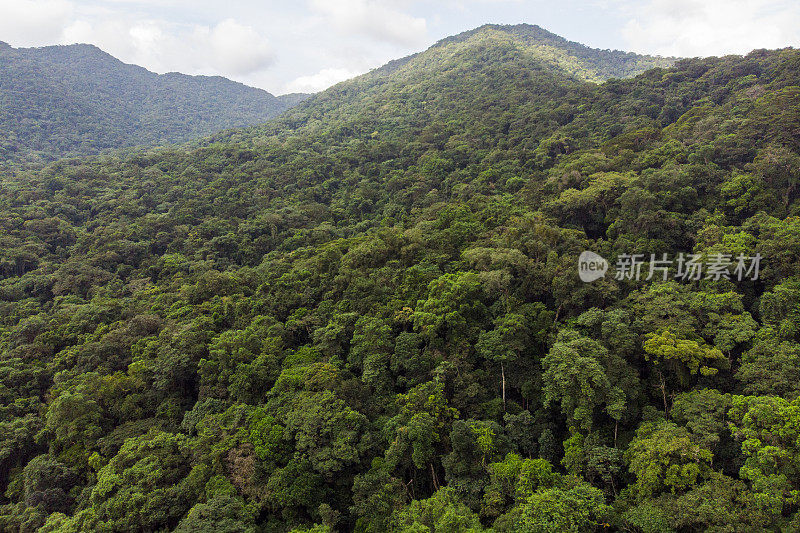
(1, 0, 799, 94)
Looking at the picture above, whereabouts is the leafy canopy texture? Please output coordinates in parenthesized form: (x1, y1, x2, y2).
(1, 22, 800, 533)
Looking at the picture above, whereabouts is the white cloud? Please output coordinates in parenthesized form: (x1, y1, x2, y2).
(0, 0, 74, 45)
(620, 0, 800, 57)
(309, 0, 428, 46)
(61, 17, 274, 76)
(284, 67, 364, 93)
(193, 19, 275, 75)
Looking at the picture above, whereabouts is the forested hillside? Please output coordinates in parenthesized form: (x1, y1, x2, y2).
(0, 41, 306, 166)
(435, 24, 675, 81)
(0, 23, 799, 532)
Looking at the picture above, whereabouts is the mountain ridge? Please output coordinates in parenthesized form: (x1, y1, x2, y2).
(0, 25, 673, 167)
(432, 23, 677, 80)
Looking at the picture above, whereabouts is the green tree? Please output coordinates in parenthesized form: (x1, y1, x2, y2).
(626, 420, 712, 500)
(85, 431, 206, 531)
(728, 395, 800, 518)
(542, 330, 623, 432)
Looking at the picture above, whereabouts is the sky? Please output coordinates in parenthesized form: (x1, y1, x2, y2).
(1, 0, 799, 95)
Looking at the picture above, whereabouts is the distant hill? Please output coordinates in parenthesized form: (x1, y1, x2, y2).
(363, 24, 675, 85)
(434, 24, 677, 81)
(0, 41, 308, 164)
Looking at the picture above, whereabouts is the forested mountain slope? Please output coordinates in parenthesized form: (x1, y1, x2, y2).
(0, 41, 307, 165)
(0, 24, 799, 532)
(436, 24, 676, 81)
(216, 24, 674, 148)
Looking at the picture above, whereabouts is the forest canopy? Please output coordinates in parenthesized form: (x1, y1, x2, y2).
(0, 23, 799, 533)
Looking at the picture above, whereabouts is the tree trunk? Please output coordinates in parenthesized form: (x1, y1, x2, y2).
(501, 361, 506, 411)
(430, 463, 440, 491)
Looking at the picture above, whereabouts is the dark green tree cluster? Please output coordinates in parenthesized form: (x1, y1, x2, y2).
(0, 23, 799, 532)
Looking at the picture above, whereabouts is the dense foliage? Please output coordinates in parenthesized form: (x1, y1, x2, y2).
(0, 41, 307, 166)
(0, 23, 799, 532)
